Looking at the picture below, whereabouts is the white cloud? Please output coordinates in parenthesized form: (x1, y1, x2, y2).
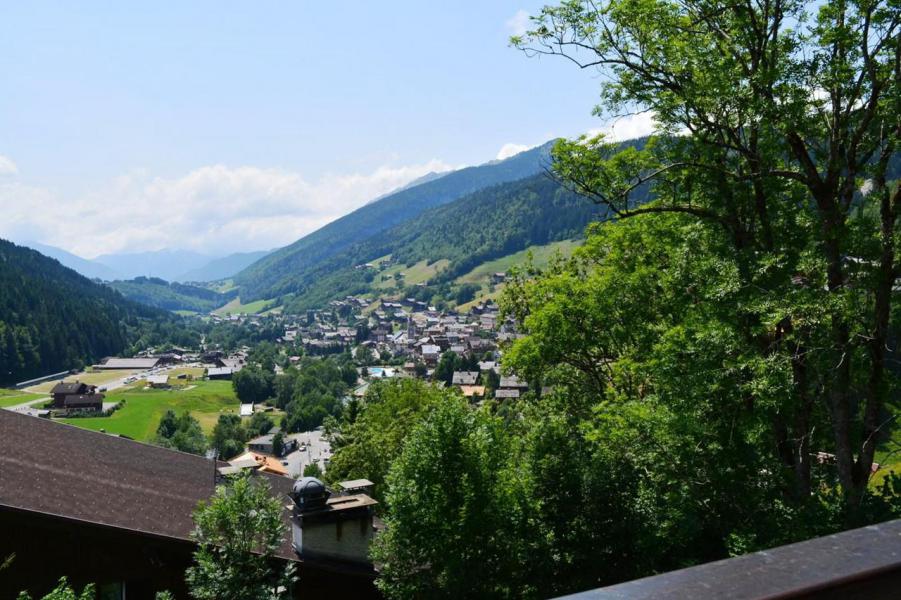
(0, 155, 19, 176)
(496, 142, 535, 161)
(505, 9, 530, 37)
(0, 159, 454, 258)
(586, 111, 659, 142)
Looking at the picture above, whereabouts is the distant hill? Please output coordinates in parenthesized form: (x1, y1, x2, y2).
(234, 141, 557, 301)
(107, 277, 237, 313)
(93, 249, 213, 281)
(21, 242, 121, 281)
(277, 173, 607, 311)
(176, 250, 272, 282)
(0, 239, 168, 385)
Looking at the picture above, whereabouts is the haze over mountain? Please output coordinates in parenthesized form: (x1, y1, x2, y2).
(20, 242, 122, 281)
(176, 250, 272, 283)
(93, 250, 213, 282)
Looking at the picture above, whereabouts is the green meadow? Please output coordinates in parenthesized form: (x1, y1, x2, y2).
(0, 389, 47, 408)
(58, 379, 240, 442)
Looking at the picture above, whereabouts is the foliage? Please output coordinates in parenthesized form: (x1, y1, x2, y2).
(271, 432, 285, 457)
(302, 462, 323, 478)
(232, 366, 275, 405)
(274, 357, 356, 433)
(432, 351, 463, 386)
(186, 472, 295, 600)
(16, 578, 95, 600)
(373, 1, 901, 596)
(513, 0, 900, 510)
(212, 414, 247, 460)
(154, 409, 207, 455)
(247, 411, 275, 437)
(372, 398, 524, 599)
(326, 379, 452, 502)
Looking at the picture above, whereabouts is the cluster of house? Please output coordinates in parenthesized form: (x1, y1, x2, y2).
(281, 296, 513, 360)
(49, 381, 105, 413)
(254, 294, 538, 401)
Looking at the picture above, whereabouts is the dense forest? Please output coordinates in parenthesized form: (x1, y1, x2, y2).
(108, 277, 235, 313)
(234, 142, 555, 301)
(0, 240, 172, 385)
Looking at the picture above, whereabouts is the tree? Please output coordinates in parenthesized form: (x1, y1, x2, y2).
(272, 432, 285, 457)
(480, 368, 500, 393)
(232, 366, 274, 405)
(273, 370, 297, 409)
(433, 351, 461, 386)
(355, 344, 374, 365)
(372, 398, 523, 599)
(326, 379, 450, 501)
(302, 462, 323, 478)
(154, 410, 207, 456)
(186, 472, 295, 600)
(212, 414, 247, 460)
(248, 411, 275, 437)
(514, 0, 900, 511)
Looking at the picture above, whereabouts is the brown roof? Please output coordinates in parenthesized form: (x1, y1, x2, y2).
(50, 382, 90, 395)
(0, 409, 297, 560)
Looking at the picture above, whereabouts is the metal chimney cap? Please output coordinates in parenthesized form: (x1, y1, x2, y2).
(293, 477, 326, 498)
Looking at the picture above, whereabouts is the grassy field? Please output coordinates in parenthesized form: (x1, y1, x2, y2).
(214, 296, 276, 316)
(58, 379, 240, 441)
(454, 239, 583, 311)
(0, 389, 47, 408)
(25, 369, 143, 393)
(456, 239, 582, 285)
(872, 399, 900, 488)
(374, 259, 450, 289)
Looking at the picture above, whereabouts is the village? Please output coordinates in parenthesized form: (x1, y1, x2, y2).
(2, 286, 532, 480)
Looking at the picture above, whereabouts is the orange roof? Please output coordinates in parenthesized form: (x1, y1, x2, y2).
(232, 450, 288, 476)
(459, 385, 486, 397)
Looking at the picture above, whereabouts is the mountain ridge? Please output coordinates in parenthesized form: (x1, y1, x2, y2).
(234, 140, 558, 301)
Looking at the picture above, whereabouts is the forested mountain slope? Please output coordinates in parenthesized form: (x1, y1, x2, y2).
(107, 277, 236, 313)
(0, 240, 168, 385)
(278, 173, 607, 311)
(235, 141, 556, 301)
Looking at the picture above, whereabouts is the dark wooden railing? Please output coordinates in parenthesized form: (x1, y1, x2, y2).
(555, 519, 901, 599)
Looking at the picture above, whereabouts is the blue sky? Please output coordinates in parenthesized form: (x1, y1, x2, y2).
(0, 1, 651, 257)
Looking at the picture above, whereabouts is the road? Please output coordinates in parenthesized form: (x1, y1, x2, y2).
(282, 429, 332, 478)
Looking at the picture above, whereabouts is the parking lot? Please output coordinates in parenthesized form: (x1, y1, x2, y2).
(281, 429, 332, 478)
